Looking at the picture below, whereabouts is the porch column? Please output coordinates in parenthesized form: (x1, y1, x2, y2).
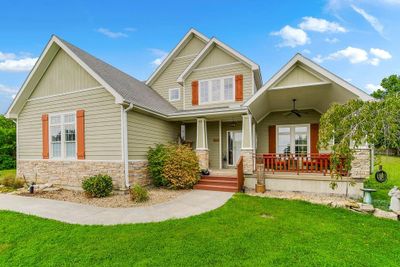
(241, 114, 254, 174)
(196, 118, 209, 170)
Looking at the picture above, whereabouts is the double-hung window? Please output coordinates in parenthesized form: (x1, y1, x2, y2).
(50, 112, 76, 159)
(199, 76, 235, 105)
(277, 125, 310, 155)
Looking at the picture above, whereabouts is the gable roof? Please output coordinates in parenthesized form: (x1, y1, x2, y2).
(6, 35, 176, 118)
(244, 53, 373, 107)
(176, 37, 262, 87)
(145, 28, 209, 86)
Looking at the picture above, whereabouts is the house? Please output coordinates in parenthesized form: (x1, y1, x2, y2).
(6, 29, 373, 196)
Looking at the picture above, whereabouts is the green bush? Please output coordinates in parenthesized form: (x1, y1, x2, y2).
(163, 144, 200, 189)
(0, 115, 16, 170)
(0, 175, 25, 189)
(130, 184, 149, 202)
(82, 174, 113, 198)
(147, 144, 170, 186)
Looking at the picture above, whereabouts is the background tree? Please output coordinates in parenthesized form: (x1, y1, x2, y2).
(0, 115, 16, 170)
(319, 75, 400, 186)
(371, 74, 400, 99)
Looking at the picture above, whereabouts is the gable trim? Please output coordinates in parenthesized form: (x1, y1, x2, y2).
(27, 86, 104, 102)
(271, 81, 331, 91)
(192, 61, 242, 72)
(145, 28, 209, 86)
(6, 36, 125, 118)
(244, 53, 373, 107)
(177, 37, 260, 84)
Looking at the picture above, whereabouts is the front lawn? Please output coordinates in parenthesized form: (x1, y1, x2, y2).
(364, 156, 400, 210)
(0, 194, 399, 266)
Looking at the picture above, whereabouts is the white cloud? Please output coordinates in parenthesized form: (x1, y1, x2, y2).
(148, 48, 168, 66)
(302, 49, 311, 54)
(313, 46, 391, 66)
(325, 37, 339, 43)
(271, 25, 310, 48)
(0, 52, 16, 61)
(365, 83, 382, 93)
(351, 5, 384, 36)
(299, 17, 347, 33)
(124, 27, 137, 32)
(0, 57, 38, 72)
(97, 28, 128, 38)
(370, 48, 392, 59)
(0, 84, 18, 97)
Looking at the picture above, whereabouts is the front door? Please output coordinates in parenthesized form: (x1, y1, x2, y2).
(227, 131, 242, 166)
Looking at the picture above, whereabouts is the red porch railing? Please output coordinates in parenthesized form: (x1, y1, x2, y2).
(257, 153, 348, 176)
(236, 156, 244, 192)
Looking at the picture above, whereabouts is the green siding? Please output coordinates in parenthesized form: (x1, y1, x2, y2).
(256, 110, 321, 154)
(207, 121, 220, 169)
(274, 66, 323, 88)
(30, 49, 100, 98)
(19, 87, 122, 160)
(127, 111, 180, 160)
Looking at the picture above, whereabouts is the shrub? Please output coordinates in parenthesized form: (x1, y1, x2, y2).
(147, 144, 170, 186)
(82, 174, 113, 198)
(130, 184, 149, 202)
(163, 144, 200, 189)
(0, 175, 25, 189)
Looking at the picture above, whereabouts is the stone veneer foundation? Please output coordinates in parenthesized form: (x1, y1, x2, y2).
(350, 149, 371, 179)
(128, 160, 151, 186)
(18, 160, 126, 189)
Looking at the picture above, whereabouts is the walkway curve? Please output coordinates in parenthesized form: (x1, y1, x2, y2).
(0, 190, 233, 225)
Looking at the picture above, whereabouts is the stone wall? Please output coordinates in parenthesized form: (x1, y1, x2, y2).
(350, 149, 371, 179)
(128, 160, 150, 186)
(17, 160, 125, 189)
(241, 149, 254, 174)
(196, 149, 209, 170)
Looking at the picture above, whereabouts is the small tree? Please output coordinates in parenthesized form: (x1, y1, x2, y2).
(0, 115, 16, 170)
(319, 91, 400, 186)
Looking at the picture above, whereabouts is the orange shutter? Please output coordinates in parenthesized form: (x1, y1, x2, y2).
(235, 74, 243, 101)
(268, 125, 276, 153)
(310, 123, 319, 154)
(76, 110, 85, 160)
(42, 114, 49, 159)
(192, 80, 199, 105)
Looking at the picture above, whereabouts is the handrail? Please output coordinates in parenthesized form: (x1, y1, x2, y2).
(256, 153, 348, 176)
(236, 156, 244, 192)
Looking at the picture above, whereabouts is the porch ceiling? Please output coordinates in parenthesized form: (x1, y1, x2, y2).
(248, 83, 359, 122)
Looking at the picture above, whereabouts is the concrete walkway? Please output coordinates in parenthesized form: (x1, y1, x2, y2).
(0, 190, 233, 225)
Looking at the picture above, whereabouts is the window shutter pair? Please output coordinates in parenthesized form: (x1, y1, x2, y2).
(191, 74, 244, 105)
(41, 110, 85, 160)
(268, 124, 319, 154)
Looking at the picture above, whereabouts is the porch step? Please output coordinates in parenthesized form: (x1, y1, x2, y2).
(194, 175, 239, 192)
(194, 184, 238, 192)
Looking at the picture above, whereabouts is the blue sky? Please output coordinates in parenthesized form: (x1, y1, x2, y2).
(1, 0, 399, 114)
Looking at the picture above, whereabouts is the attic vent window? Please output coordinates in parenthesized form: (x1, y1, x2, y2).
(169, 88, 180, 102)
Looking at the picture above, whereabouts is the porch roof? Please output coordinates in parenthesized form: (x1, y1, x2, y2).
(245, 54, 373, 122)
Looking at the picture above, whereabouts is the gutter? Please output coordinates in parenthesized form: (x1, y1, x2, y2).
(122, 103, 134, 189)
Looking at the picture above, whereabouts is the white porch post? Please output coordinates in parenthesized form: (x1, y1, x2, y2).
(196, 118, 209, 170)
(241, 114, 255, 174)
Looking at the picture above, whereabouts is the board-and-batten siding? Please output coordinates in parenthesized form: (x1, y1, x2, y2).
(30, 49, 100, 98)
(150, 36, 206, 110)
(184, 63, 253, 110)
(19, 88, 122, 160)
(256, 110, 321, 154)
(127, 111, 180, 160)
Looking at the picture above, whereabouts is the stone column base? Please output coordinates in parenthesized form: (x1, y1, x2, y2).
(128, 160, 151, 186)
(196, 149, 209, 170)
(350, 149, 371, 179)
(241, 149, 254, 175)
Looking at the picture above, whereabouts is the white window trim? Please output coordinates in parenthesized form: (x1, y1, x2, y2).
(276, 124, 310, 155)
(168, 88, 180, 102)
(226, 130, 242, 166)
(198, 76, 236, 105)
(49, 111, 77, 160)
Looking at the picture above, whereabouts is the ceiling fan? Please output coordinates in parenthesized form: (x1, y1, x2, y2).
(284, 99, 304, 117)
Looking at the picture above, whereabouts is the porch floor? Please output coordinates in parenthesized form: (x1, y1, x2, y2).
(208, 169, 237, 177)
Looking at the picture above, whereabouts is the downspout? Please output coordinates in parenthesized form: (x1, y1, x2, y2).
(123, 103, 134, 189)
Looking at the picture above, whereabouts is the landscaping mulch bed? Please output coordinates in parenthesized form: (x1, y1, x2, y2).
(18, 187, 190, 208)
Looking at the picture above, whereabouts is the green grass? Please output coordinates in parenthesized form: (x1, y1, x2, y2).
(0, 194, 400, 266)
(364, 156, 400, 210)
